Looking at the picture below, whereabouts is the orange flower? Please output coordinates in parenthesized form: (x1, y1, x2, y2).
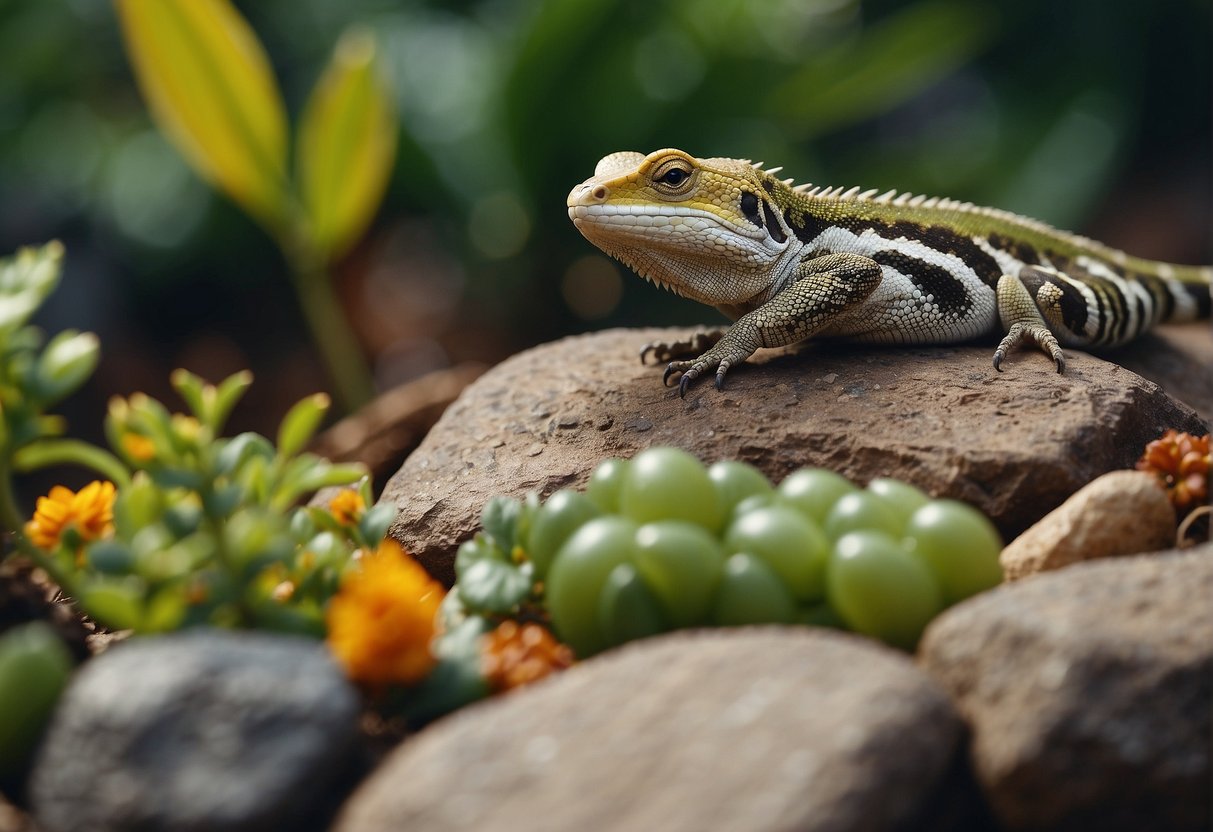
(328, 489, 365, 525)
(326, 539, 444, 687)
(23, 481, 116, 551)
(481, 621, 574, 692)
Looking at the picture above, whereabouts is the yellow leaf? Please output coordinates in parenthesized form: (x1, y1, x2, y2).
(114, 0, 289, 230)
(297, 28, 398, 261)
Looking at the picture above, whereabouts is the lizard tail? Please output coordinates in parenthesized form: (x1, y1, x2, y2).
(1162, 264, 1212, 322)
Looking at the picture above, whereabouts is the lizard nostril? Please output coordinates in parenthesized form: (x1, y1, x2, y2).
(592, 185, 608, 201)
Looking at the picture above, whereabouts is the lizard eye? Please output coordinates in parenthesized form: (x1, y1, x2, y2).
(660, 168, 688, 186)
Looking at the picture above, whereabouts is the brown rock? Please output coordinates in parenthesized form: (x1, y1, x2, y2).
(919, 545, 1213, 831)
(335, 628, 970, 832)
(999, 469, 1176, 580)
(1115, 323, 1213, 423)
(380, 328, 1207, 585)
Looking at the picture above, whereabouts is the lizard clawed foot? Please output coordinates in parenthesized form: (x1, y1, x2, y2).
(640, 329, 725, 364)
(663, 345, 745, 397)
(993, 323, 1065, 373)
(663, 358, 725, 398)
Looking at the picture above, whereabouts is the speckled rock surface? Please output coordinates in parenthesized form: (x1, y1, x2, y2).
(30, 630, 360, 832)
(335, 628, 970, 832)
(999, 469, 1177, 580)
(919, 545, 1213, 831)
(380, 327, 1208, 585)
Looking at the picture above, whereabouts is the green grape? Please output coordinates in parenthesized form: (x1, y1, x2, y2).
(866, 477, 931, 527)
(597, 563, 668, 648)
(778, 467, 857, 525)
(711, 553, 798, 625)
(526, 489, 601, 578)
(903, 500, 1004, 604)
(586, 457, 629, 513)
(633, 521, 725, 627)
(723, 505, 829, 601)
(823, 491, 903, 540)
(827, 530, 942, 650)
(730, 492, 782, 524)
(619, 447, 722, 532)
(708, 460, 773, 518)
(546, 516, 638, 657)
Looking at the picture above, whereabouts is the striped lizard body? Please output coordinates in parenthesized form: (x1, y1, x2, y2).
(567, 149, 1212, 396)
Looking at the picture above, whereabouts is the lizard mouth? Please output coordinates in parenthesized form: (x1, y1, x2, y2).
(567, 203, 766, 241)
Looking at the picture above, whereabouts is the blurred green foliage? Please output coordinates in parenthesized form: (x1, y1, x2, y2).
(0, 0, 1208, 431)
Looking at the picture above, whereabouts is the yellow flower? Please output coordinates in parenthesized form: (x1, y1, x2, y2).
(326, 539, 444, 687)
(121, 433, 156, 462)
(328, 489, 365, 525)
(24, 481, 117, 551)
(481, 621, 574, 692)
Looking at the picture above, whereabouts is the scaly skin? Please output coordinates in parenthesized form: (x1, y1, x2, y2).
(567, 149, 1212, 396)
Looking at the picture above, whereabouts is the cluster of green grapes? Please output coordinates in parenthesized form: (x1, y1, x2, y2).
(524, 448, 1003, 656)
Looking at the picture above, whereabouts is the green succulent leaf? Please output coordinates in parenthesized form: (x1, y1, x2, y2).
(480, 496, 523, 551)
(0, 242, 64, 337)
(455, 558, 532, 614)
(454, 534, 505, 580)
(276, 393, 331, 458)
(31, 330, 99, 406)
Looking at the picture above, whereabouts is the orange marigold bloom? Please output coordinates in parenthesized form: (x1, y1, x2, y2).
(328, 489, 365, 525)
(23, 481, 116, 551)
(481, 621, 574, 692)
(326, 539, 444, 687)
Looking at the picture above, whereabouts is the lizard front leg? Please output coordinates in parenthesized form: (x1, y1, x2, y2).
(993, 267, 1067, 373)
(663, 253, 883, 396)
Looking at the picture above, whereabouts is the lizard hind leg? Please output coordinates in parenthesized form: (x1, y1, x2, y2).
(993, 270, 1067, 373)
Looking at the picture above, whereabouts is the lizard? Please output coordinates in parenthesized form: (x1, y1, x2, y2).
(566, 148, 1213, 397)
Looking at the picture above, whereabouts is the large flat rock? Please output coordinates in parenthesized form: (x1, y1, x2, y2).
(334, 628, 968, 832)
(381, 327, 1207, 585)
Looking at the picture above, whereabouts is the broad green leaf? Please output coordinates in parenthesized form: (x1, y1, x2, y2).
(114, 0, 290, 229)
(0, 242, 64, 337)
(297, 27, 398, 260)
(769, 1, 995, 138)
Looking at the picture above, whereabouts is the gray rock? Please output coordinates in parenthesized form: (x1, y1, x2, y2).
(380, 327, 1208, 585)
(30, 629, 360, 832)
(335, 628, 969, 832)
(919, 545, 1213, 831)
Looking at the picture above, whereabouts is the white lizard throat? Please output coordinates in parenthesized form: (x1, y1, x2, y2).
(570, 203, 792, 306)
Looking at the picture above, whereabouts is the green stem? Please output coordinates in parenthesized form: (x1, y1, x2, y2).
(13, 535, 78, 600)
(198, 485, 257, 629)
(0, 456, 23, 535)
(12, 440, 131, 488)
(282, 241, 375, 413)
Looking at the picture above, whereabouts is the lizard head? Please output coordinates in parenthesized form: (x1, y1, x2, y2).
(567, 149, 800, 307)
